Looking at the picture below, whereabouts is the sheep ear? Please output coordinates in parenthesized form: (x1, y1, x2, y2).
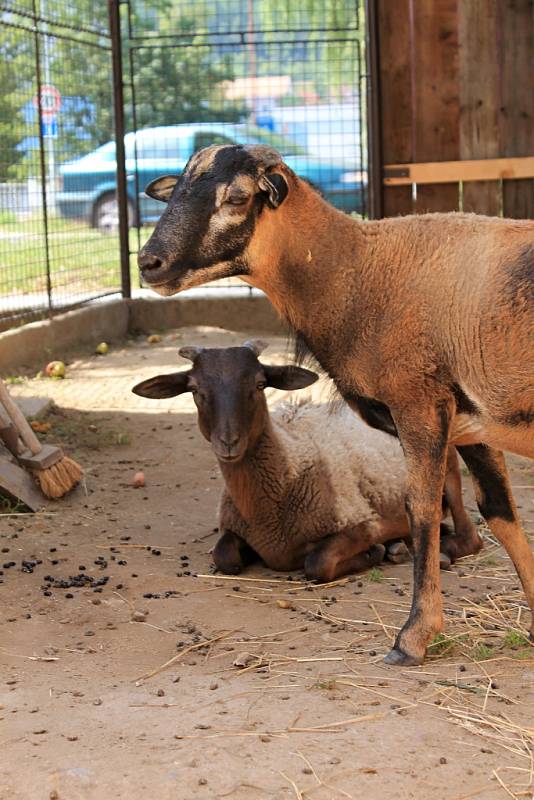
(144, 174, 179, 202)
(132, 371, 191, 398)
(179, 346, 203, 362)
(243, 339, 269, 356)
(258, 173, 288, 208)
(262, 364, 318, 391)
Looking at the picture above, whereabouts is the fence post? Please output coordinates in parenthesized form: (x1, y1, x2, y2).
(365, 0, 383, 220)
(108, 0, 131, 299)
(33, 0, 53, 317)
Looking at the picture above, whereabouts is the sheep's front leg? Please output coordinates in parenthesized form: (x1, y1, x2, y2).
(215, 491, 259, 574)
(384, 401, 452, 667)
(458, 445, 534, 642)
(213, 530, 259, 575)
(304, 532, 386, 583)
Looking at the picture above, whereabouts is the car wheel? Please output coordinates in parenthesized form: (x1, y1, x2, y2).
(93, 193, 135, 233)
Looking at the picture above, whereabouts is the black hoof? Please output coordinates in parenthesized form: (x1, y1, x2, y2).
(439, 551, 452, 570)
(383, 647, 424, 667)
(368, 543, 386, 564)
(386, 541, 411, 564)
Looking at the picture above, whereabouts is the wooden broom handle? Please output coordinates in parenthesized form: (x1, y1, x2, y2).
(0, 404, 12, 427)
(0, 380, 42, 456)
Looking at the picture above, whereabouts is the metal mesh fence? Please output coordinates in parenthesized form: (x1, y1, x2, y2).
(0, 1, 121, 330)
(124, 0, 367, 289)
(0, 0, 367, 327)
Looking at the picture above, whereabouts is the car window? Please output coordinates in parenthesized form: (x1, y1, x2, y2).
(135, 134, 184, 160)
(239, 126, 307, 156)
(193, 132, 236, 152)
(93, 142, 116, 161)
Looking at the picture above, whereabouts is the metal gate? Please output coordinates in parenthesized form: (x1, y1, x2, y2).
(0, 0, 123, 330)
(121, 0, 368, 286)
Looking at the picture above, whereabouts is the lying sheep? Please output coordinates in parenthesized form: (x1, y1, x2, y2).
(133, 341, 476, 581)
(136, 143, 533, 665)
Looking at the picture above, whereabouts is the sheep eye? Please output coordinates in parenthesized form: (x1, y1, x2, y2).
(256, 381, 266, 390)
(226, 195, 249, 206)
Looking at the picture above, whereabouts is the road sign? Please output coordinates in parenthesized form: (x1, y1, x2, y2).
(41, 117, 58, 138)
(33, 85, 61, 118)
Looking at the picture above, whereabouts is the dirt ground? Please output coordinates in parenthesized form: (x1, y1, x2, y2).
(1, 325, 534, 800)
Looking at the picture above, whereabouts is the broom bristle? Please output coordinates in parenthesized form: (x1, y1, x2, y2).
(32, 456, 82, 499)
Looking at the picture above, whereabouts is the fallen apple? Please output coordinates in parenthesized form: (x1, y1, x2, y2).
(45, 360, 66, 379)
(132, 471, 145, 488)
(95, 342, 109, 355)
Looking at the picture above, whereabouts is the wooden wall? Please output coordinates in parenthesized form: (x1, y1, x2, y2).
(376, 0, 534, 218)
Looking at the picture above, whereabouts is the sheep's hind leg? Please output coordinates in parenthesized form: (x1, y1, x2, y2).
(458, 445, 534, 643)
(213, 530, 259, 575)
(304, 531, 386, 583)
(439, 447, 483, 567)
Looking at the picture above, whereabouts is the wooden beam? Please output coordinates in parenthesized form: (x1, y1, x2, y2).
(411, 0, 460, 213)
(383, 156, 534, 186)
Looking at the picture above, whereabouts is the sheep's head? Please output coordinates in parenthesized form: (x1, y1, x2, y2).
(132, 341, 317, 463)
(138, 145, 293, 295)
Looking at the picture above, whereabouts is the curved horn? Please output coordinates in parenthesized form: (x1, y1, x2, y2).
(243, 339, 269, 356)
(178, 346, 204, 362)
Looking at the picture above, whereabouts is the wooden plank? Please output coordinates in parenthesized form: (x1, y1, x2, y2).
(412, 0, 460, 213)
(383, 156, 534, 186)
(458, 0, 501, 215)
(377, 0, 413, 216)
(499, 0, 534, 219)
(0, 456, 45, 512)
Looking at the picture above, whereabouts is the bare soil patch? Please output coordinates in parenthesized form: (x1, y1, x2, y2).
(1, 326, 534, 800)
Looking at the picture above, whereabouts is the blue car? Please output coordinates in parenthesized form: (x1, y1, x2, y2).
(58, 123, 365, 230)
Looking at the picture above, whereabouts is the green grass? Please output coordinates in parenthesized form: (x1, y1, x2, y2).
(0, 496, 30, 514)
(428, 633, 455, 657)
(313, 679, 337, 691)
(478, 555, 498, 567)
(366, 567, 383, 583)
(470, 643, 494, 661)
(0, 215, 151, 297)
(503, 630, 530, 648)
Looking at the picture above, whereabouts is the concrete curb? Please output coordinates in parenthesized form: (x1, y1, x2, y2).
(128, 293, 287, 336)
(0, 299, 130, 373)
(0, 294, 288, 373)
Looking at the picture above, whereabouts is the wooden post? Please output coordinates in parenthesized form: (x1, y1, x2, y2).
(412, 0, 460, 214)
(458, 0, 500, 215)
(499, 0, 534, 219)
(377, 0, 413, 216)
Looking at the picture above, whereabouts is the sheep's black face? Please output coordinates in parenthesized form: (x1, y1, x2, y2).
(131, 343, 318, 463)
(138, 145, 288, 296)
(187, 347, 271, 462)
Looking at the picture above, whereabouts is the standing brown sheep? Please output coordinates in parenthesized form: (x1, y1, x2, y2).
(136, 144, 534, 666)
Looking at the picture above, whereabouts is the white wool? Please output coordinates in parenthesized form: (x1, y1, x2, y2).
(271, 400, 407, 530)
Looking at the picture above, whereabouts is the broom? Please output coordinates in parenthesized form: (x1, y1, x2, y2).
(0, 378, 82, 499)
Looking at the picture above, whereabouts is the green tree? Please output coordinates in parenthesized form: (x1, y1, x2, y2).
(0, 27, 34, 181)
(0, 63, 25, 181)
(126, 13, 246, 130)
